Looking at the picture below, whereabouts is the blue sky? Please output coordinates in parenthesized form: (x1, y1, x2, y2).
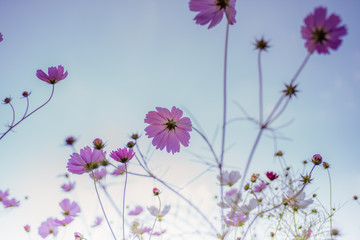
(1, 0, 360, 239)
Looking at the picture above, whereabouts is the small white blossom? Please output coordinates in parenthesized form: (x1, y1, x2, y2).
(217, 170, 241, 186)
(285, 189, 313, 209)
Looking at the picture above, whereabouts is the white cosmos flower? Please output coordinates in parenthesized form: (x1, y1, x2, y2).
(285, 189, 313, 209)
(217, 170, 241, 186)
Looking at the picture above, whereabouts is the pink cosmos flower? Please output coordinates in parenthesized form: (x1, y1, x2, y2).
(24, 225, 31, 232)
(2, 198, 20, 208)
(59, 199, 81, 217)
(129, 206, 143, 216)
(110, 148, 134, 163)
(189, 0, 236, 29)
(36, 65, 68, 84)
(55, 216, 74, 227)
(144, 106, 192, 154)
(67, 146, 103, 174)
(91, 216, 102, 227)
(301, 7, 347, 54)
(0, 189, 9, 201)
(111, 164, 126, 175)
(266, 171, 279, 181)
(253, 182, 267, 193)
(38, 218, 58, 238)
(61, 182, 75, 192)
(89, 168, 107, 180)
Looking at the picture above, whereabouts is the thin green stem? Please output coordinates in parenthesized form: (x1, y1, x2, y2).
(327, 169, 333, 239)
(91, 170, 117, 240)
(149, 195, 161, 240)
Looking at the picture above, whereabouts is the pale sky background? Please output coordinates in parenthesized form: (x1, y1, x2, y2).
(1, 0, 360, 239)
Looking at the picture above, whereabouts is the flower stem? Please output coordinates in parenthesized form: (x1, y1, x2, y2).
(122, 163, 129, 240)
(91, 171, 117, 240)
(0, 85, 55, 141)
(149, 195, 161, 240)
(258, 50, 264, 126)
(219, 17, 230, 235)
(327, 169, 333, 239)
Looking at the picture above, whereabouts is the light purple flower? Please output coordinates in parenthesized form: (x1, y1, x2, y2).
(301, 7, 347, 54)
(253, 182, 267, 193)
(2, 198, 20, 208)
(145, 106, 192, 154)
(0, 189, 9, 201)
(67, 146, 103, 175)
(111, 164, 126, 175)
(218, 188, 242, 209)
(189, 0, 236, 29)
(89, 168, 107, 180)
(61, 182, 75, 192)
(110, 148, 134, 163)
(225, 212, 247, 227)
(147, 205, 171, 221)
(59, 199, 81, 217)
(38, 218, 58, 238)
(129, 206, 143, 216)
(91, 216, 102, 227)
(36, 65, 68, 84)
(55, 216, 74, 227)
(218, 170, 241, 186)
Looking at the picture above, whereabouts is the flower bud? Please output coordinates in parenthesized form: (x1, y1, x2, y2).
(127, 141, 135, 148)
(312, 154, 322, 165)
(22, 91, 30, 97)
(65, 136, 76, 146)
(24, 225, 30, 233)
(131, 133, 139, 140)
(251, 173, 259, 183)
(3, 97, 11, 104)
(93, 138, 105, 150)
(275, 151, 283, 157)
(153, 187, 160, 196)
(322, 162, 330, 169)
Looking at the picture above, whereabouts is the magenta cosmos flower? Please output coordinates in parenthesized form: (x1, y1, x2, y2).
(59, 198, 81, 217)
(189, 0, 236, 29)
(144, 106, 192, 154)
(67, 146, 103, 174)
(0, 33, 3, 42)
(301, 7, 347, 54)
(36, 65, 68, 84)
(110, 148, 134, 163)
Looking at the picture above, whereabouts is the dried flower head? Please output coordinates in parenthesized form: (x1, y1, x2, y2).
(254, 37, 270, 51)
